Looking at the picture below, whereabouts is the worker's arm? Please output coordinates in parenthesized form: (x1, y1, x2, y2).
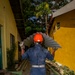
(21, 50, 29, 59)
(51, 47, 58, 57)
(19, 42, 25, 55)
(51, 50, 55, 57)
(21, 48, 29, 60)
(21, 48, 25, 55)
(46, 51, 54, 61)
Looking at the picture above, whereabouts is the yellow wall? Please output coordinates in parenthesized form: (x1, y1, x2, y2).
(0, 0, 21, 69)
(51, 10, 75, 71)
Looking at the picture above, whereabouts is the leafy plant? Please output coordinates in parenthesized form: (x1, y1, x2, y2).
(62, 66, 75, 75)
(36, 2, 52, 34)
(7, 43, 16, 70)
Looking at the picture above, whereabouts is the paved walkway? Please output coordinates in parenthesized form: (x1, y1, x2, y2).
(22, 61, 31, 75)
(0, 61, 53, 75)
(22, 62, 51, 75)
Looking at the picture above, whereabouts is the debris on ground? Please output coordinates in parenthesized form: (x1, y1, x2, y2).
(46, 60, 75, 75)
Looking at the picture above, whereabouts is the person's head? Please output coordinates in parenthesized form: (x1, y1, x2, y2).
(33, 33, 43, 44)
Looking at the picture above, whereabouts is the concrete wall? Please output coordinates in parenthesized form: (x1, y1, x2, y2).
(50, 10, 75, 70)
(0, 0, 21, 69)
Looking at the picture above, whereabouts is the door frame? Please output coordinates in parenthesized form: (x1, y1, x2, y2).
(0, 25, 2, 69)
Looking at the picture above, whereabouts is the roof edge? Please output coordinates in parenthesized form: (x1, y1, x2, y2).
(53, 0, 75, 18)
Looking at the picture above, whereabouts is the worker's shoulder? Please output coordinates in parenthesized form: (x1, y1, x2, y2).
(42, 47, 47, 50)
(27, 47, 34, 51)
(42, 47, 48, 53)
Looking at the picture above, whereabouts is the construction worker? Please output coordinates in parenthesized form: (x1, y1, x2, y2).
(21, 33, 54, 75)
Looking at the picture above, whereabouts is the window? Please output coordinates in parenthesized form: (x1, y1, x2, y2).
(53, 22, 60, 34)
(10, 34, 15, 48)
(56, 22, 60, 30)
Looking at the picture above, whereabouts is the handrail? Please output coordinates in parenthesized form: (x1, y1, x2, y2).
(46, 60, 62, 75)
(16, 59, 28, 71)
(10, 59, 29, 75)
(46, 63, 61, 75)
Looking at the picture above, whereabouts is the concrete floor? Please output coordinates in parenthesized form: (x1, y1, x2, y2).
(22, 61, 51, 75)
(22, 61, 31, 75)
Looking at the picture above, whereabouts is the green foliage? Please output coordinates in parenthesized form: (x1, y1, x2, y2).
(22, 0, 72, 36)
(7, 44, 16, 70)
(62, 66, 75, 75)
(46, 60, 75, 75)
(25, 26, 32, 36)
(25, 24, 46, 37)
(25, 26, 32, 33)
(35, 27, 42, 31)
(35, 2, 52, 34)
(22, 0, 35, 21)
(36, 2, 51, 17)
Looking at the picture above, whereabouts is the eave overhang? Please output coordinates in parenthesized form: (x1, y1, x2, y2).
(9, 0, 25, 40)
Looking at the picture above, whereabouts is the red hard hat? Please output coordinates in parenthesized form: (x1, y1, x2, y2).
(33, 33, 43, 42)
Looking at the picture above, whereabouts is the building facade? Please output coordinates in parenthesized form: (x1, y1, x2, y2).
(50, 0, 75, 70)
(0, 0, 22, 69)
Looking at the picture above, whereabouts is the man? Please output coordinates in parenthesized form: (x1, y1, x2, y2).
(21, 33, 54, 75)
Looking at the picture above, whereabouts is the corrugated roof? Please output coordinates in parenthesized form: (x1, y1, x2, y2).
(23, 32, 61, 49)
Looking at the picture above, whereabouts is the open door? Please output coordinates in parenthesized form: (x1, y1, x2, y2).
(0, 26, 2, 69)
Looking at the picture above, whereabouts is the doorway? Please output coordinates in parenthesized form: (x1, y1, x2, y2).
(0, 26, 2, 69)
